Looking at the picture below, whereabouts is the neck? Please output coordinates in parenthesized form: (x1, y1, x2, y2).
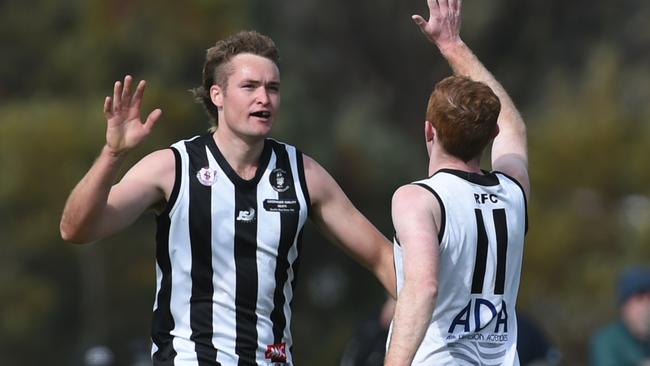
(213, 127, 266, 180)
(427, 150, 483, 176)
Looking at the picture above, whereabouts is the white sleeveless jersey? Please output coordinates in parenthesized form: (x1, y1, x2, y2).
(390, 169, 527, 366)
(151, 134, 310, 366)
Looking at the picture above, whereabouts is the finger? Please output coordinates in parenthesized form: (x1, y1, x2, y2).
(438, 0, 449, 16)
(113, 80, 122, 111)
(453, 0, 462, 18)
(427, 0, 439, 12)
(143, 108, 162, 132)
(121, 75, 133, 106)
(131, 80, 146, 110)
(103, 96, 112, 113)
(412, 14, 427, 30)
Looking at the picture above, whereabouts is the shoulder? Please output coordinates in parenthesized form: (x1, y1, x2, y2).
(492, 162, 530, 200)
(135, 148, 176, 172)
(392, 184, 440, 216)
(301, 153, 330, 184)
(300, 153, 337, 203)
(591, 321, 627, 346)
(123, 148, 177, 190)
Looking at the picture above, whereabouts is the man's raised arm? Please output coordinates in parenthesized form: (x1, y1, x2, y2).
(413, 0, 529, 197)
(60, 75, 165, 243)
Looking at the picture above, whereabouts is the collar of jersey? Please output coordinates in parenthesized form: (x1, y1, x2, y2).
(433, 168, 500, 186)
(205, 134, 272, 190)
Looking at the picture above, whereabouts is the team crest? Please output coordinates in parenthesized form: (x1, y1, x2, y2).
(269, 168, 290, 192)
(196, 167, 218, 186)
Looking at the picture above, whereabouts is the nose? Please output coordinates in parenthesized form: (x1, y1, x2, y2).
(256, 87, 270, 105)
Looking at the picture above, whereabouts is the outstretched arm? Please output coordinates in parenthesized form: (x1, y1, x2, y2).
(60, 75, 167, 243)
(413, 0, 529, 198)
(304, 155, 396, 298)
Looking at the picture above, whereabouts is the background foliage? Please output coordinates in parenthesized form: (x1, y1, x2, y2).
(2, 0, 650, 364)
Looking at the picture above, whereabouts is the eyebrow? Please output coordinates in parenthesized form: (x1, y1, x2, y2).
(239, 79, 281, 87)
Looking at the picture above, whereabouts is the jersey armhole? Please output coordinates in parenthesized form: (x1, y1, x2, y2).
(493, 171, 529, 235)
(156, 147, 182, 219)
(412, 183, 446, 244)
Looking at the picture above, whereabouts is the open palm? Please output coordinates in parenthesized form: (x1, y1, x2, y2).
(412, 0, 462, 47)
(104, 75, 162, 156)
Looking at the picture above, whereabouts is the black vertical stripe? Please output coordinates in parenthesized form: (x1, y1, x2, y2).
(152, 209, 176, 365)
(288, 228, 304, 358)
(493, 209, 508, 295)
(296, 150, 311, 217)
(152, 148, 181, 365)
(471, 209, 488, 294)
(269, 143, 300, 345)
(234, 186, 259, 366)
(187, 140, 219, 365)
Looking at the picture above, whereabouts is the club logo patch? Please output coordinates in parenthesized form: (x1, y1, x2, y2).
(196, 167, 217, 186)
(269, 168, 290, 192)
(236, 208, 256, 223)
(265, 342, 287, 363)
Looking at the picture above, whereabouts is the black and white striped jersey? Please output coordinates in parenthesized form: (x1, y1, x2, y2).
(152, 133, 310, 366)
(389, 169, 528, 366)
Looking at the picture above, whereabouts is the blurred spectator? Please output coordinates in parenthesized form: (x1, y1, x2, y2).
(517, 312, 562, 366)
(590, 265, 650, 366)
(340, 297, 395, 366)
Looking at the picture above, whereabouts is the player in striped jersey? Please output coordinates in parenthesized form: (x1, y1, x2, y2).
(384, 0, 530, 365)
(60, 31, 396, 365)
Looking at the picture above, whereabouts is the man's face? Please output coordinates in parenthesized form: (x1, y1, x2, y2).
(622, 291, 650, 339)
(213, 53, 280, 140)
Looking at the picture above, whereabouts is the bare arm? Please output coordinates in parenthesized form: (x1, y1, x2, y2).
(384, 185, 440, 366)
(304, 155, 396, 298)
(60, 75, 165, 243)
(413, 0, 529, 198)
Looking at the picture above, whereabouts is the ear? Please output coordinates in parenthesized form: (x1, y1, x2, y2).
(210, 84, 224, 109)
(424, 120, 435, 142)
(424, 120, 435, 156)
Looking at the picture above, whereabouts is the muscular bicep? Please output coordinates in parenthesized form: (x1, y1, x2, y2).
(99, 149, 174, 237)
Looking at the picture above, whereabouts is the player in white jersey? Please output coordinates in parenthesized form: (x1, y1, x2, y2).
(384, 0, 530, 365)
(60, 31, 396, 365)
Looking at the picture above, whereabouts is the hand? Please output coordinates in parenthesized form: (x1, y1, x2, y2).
(103, 75, 162, 156)
(412, 0, 463, 49)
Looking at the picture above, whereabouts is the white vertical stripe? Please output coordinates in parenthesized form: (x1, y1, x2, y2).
(206, 147, 239, 366)
(255, 151, 281, 359)
(167, 141, 198, 364)
(283, 146, 309, 361)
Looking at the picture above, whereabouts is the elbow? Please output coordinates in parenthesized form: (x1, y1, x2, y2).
(420, 280, 439, 303)
(59, 218, 91, 244)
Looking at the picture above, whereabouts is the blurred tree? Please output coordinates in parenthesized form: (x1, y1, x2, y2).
(2, 0, 650, 365)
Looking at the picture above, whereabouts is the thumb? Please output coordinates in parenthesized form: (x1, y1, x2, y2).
(143, 108, 162, 132)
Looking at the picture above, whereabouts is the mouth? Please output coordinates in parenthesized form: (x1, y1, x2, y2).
(250, 110, 272, 119)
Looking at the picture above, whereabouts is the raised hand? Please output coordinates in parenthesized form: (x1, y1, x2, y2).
(412, 0, 462, 49)
(103, 75, 162, 156)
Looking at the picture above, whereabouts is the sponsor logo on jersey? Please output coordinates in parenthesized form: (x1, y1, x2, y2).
(448, 298, 508, 336)
(196, 167, 218, 186)
(263, 199, 300, 213)
(269, 168, 290, 192)
(236, 208, 256, 222)
(265, 342, 287, 362)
